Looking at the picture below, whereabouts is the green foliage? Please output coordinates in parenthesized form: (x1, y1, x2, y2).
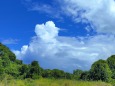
(31, 61, 39, 67)
(51, 69, 65, 79)
(30, 61, 41, 75)
(109, 79, 115, 86)
(90, 60, 112, 82)
(42, 69, 53, 78)
(65, 72, 73, 79)
(15, 59, 22, 65)
(25, 61, 42, 79)
(20, 64, 29, 75)
(80, 71, 90, 81)
(107, 55, 115, 79)
(5, 63, 20, 78)
(0, 43, 16, 61)
(32, 74, 42, 79)
(1, 56, 10, 67)
(0, 43, 20, 78)
(0, 59, 4, 75)
(9, 53, 16, 62)
(73, 69, 83, 80)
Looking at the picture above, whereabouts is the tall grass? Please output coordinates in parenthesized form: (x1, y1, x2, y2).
(0, 78, 112, 86)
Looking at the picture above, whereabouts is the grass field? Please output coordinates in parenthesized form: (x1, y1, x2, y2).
(0, 78, 112, 86)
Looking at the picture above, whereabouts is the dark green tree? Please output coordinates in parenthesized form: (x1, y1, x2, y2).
(73, 69, 83, 80)
(9, 53, 16, 62)
(107, 55, 115, 79)
(51, 69, 65, 79)
(65, 72, 73, 79)
(42, 69, 52, 78)
(20, 64, 29, 74)
(90, 60, 112, 82)
(80, 71, 90, 80)
(15, 59, 22, 65)
(28, 61, 42, 79)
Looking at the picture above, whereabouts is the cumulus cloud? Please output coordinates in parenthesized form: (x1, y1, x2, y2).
(14, 21, 115, 72)
(61, 0, 115, 34)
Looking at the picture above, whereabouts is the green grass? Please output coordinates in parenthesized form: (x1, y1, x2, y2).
(0, 78, 112, 86)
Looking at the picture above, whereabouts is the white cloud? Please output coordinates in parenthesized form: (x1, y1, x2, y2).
(25, 0, 115, 34)
(1, 38, 18, 45)
(26, 1, 62, 19)
(14, 21, 115, 72)
(30, 4, 53, 14)
(61, 0, 115, 34)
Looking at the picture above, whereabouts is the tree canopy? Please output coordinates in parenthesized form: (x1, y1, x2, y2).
(107, 55, 115, 79)
(90, 60, 112, 82)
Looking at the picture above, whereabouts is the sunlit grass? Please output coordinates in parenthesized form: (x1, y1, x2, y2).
(0, 78, 112, 86)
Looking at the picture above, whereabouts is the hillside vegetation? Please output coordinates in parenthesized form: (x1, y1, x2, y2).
(0, 43, 114, 86)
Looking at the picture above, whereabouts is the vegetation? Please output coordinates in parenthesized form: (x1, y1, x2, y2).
(107, 55, 115, 79)
(90, 60, 112, 82)
(0, 43, 114, 86)
(0, 78, 112, 86)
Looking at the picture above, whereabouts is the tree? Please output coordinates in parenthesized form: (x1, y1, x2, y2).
(15, 59, 22, 65)
(107, 55, 115, 79)
(90, 60, 112, 82)
(51, 69, 65, 79)
(0, 50, 4, 56)
(9, 53, 16, 62)
(73, 69, 83, 80)
(1, 56, 10, 67)
(80, 71, 90, 80)
(28, 61, 42, 79)
(31, 61, 40, 67)
(42, 69, 52, 78)
(5, 63, 20, 78)
(65, 72, 73, 79)
(20, 64, 29, 75)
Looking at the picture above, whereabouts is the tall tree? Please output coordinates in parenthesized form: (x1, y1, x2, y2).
(28, 61, 42, 79)
(107, 55, 115, 79)
(90, 60, 112, 82)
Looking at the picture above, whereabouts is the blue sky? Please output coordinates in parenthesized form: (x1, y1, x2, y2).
(0, 0, 92, 49)
(1, 0, 115, 72)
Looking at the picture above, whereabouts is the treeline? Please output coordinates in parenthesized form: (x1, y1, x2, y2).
(0, 43, 115, 82)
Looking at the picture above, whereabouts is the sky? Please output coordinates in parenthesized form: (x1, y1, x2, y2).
(1, 0, 115, 72)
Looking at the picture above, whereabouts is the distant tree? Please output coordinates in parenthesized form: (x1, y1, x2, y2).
(28, 61, 42, 79)
(107, 55, 115, 79)
(19, 64, 29, 79)
(31, 61, 40, 67)
(65, 72, 73, 79)
(42, 69, 52, 78)
(80, 71, 90, 80)
(73, 69, 83, 80)
(90, 60, 112, 82)
(51, 69, 65, 79)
